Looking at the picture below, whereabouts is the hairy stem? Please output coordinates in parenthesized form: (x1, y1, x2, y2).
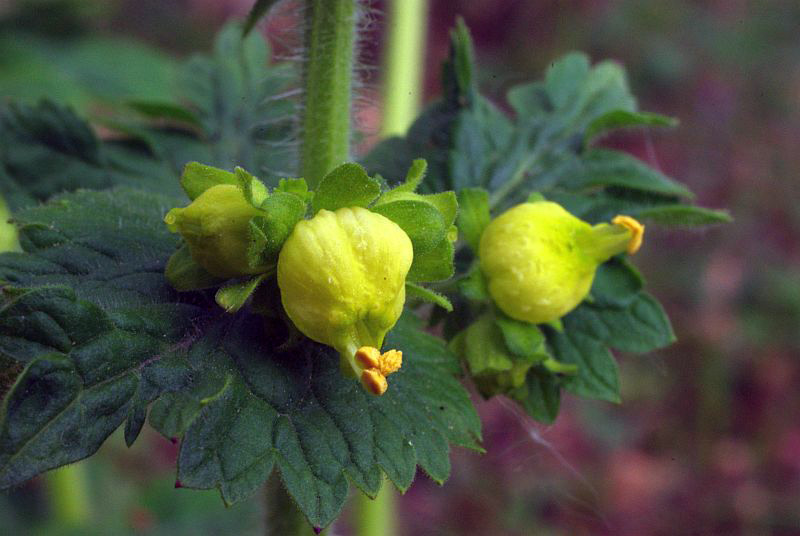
(46, 464, 91, 527)
(301, 0, 358, 188)
(355, 477, 397, 536)
(381, 0, 428, 137)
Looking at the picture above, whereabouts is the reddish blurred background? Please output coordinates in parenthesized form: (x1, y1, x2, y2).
(2, 1, 799, 535)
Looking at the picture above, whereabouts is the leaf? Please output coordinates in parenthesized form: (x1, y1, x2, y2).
(405, 282, 453, 312)
(568, 294, 676, 354)
(559, 149, 693, 198)
(127, 100, 202, 128)
(215, 274, 269, 313)
(0, 189, 481, 530)
(180, 162, 238, 200)
(371, 200, 447, 254)
(234, 166, 269, 206)
(548, 328, 620, 403)
(0, 101, 183, 210)
(0, 32, 178, 113)
(458, 314, 513, 376)
(243, 0, 280, 36)
(394, 159, 428, 193)
(519, 370, 561, 424)
(406, 238, 455, 283)
(177, 23, 297, 179)
(311, 163, 380, 214)
(494, 312, 546, 360)
(0, 189, 196, 487)
(248, 192, 307, 266)
(276, 178, 313, 203)
(457, 188, 490, 251)
(590, 258, 644, 308)
(635, 204, 733, 226)
(585, 110, 678, 143)
(458, 265, 489, 302)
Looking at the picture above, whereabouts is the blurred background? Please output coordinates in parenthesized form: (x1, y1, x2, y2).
(1, 0, 799, 534)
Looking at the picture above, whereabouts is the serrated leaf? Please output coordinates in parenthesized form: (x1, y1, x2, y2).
(457, 188, 490, 251)
(590, 258, 644, 308)
(0, 189, 197, 487)
(0, 101, 183, 210)
(371, 200, 446, 254)
(585, 110, 678, 143)
(406, 237, 455, 283)
(312, 163, 380, 214)
(180, 161, 238, 200)
(0, 189, 481, 530)
(560, 149, 693, 198)
(635, 204, 732, 226)
(405, 282, 453, 312)
(548, 328, 620, 403)
(568, 294, 676, 354)
(178, 23, 297, 178)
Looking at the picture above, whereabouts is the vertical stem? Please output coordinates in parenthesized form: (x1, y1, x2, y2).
(0, 194, 20, 253)
(301, 0, 358, 189)
(46, 464, 91, 527)
(355, 477, 397, 536)
(380, 0, 428, 137)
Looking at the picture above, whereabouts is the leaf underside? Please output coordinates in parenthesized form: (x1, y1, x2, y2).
(0, 189, 481, 529)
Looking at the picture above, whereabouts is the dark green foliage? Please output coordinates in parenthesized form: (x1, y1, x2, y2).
(362, 27, 724, 225)
(0, 23, 299, 212)
(366, 22, 695, 424)
(0, 189, 480, 529)
(0, 101, 183, 210)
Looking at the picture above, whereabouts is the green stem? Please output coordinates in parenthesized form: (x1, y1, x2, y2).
(380, 0, 428, 137)
(355, 477, 397, 536)
(46, 464, 91, 527)
(264, 475, 321, 535)
(301, 0, 358, 188)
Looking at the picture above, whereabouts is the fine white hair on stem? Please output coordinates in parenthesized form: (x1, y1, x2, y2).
(259, 0, 386, 179)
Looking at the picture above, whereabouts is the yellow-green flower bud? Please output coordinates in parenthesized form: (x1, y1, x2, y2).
(164, 184, 267, 278)
(277, 207, 413, 395)
(479, 200, 644, 324)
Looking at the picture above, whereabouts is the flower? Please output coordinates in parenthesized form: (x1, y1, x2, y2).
(479, 200, 644, 324)
(164, 184, 267, 278)
(277, 207, 413, 395)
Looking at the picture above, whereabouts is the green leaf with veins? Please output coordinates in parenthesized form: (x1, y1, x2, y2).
(1, 24, 299, 210)
(363, 28, 717, 226)
(0, 101, 183, 210)
(311, 163, 380, 214)
(0, 188, 481, 529)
